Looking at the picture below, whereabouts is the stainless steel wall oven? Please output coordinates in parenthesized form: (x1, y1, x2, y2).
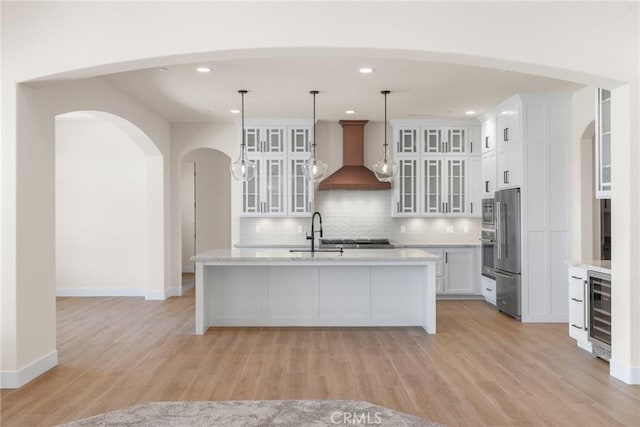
(588, 270, 612, 361)
(480, 229, 495, 279)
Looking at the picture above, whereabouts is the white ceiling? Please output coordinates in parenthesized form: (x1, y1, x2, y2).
(101, 56, 583, 123)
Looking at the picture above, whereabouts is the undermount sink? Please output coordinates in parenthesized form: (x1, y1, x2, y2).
(288, 248, 344, 254)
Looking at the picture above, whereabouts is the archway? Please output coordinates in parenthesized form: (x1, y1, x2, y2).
(179, 148, 231, 291)
(54, 111, 163, 298)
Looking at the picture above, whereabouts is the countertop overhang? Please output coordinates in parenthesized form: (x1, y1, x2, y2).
(192, 248, 439, 264)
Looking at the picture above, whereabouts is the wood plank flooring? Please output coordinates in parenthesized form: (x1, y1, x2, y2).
(1, 281, 638, 426)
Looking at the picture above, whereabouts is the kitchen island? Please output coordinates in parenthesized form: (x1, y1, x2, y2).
(192, 248, 439, 335)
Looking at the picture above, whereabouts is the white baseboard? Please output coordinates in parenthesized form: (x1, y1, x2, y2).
(0, 350, 57, 389)
(610, 358, 640, 384)
(182, 265, 195, 273)
(145, 287, 181, 300)
(56, 288, 144, 297)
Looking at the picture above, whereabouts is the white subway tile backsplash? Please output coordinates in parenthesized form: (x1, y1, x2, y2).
(239, 190, 481, 245)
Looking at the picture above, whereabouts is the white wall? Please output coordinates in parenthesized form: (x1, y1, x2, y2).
(181, 162, 195, 271)
(2, 1, 639, 385)
(571, 87, 597, 262)
(55, 117, 147, 296)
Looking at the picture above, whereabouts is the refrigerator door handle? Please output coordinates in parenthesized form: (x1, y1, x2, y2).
(495, 201, 502, 260)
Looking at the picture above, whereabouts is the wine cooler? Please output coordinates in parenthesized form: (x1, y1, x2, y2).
(588, 270, 612, 361)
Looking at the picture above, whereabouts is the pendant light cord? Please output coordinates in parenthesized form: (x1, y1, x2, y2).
(311, 90, 318, 161)
(382, 90, 390, 162)
(240, 90, 247, 161)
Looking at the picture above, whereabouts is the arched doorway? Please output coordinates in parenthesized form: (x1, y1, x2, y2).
(179, 148, 231, 291)
(55, 110, 165, 299)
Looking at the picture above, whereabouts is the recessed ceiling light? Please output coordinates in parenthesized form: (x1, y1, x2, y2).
(196, 66, 211, 73)
(465, 110, 476, 115)
(345, 110, 356, 115)
(359, 67, 374, 74)
(230, 109, 241, 114)
(158, 67, 168, 72)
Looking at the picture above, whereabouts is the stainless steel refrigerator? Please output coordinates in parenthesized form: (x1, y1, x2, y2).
(494, 188, 521, 320)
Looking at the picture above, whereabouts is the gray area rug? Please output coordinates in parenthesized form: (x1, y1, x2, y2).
(59, 400, 444, 426)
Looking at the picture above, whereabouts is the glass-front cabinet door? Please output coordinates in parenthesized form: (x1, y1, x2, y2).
(242, 160, 262, 214)
(244, 126, 286, 153)
(263, 157, 286, 214)
(446, 128, 466, 154)
(446, 159, 466, 214)
(596, 88, 611, 199)
(423, 159, 442, 214)
(289, 127, 312, 154)
(289, 157, 313, 215)
(423, 128, 443, 154)
(396, 128, 418, 154)
(395, 158, 419, 215)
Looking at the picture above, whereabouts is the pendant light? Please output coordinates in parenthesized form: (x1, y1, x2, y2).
(230, 90, 256, 182)
(373, 90, 398, 182)
(302, 90, 328, 182)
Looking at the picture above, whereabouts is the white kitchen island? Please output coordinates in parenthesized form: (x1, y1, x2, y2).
(192, 248, 439, 335)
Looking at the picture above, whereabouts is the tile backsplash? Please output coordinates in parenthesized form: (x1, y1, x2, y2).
(238, 190, 481, 245)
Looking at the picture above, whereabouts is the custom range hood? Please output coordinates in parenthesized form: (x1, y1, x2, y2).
(318, 120, 391, 190)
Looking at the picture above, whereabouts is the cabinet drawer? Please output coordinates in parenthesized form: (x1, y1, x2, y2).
(481, 276, 496, 305)
(569, 281, 586, 302)
(436, 277, 444, 294)
(569, 300, 585, 329)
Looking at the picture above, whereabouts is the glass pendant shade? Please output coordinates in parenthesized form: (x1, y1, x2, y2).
(230, 89, 255, 182)
(374, 90, 397, 183)
(302, 157, 328, 181)
(303, 90, 328, 182)
(373, 147, 398, 182)
(230, 154, 256, 181)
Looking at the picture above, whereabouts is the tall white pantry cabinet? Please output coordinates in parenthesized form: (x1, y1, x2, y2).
(480, 94, 572, 322)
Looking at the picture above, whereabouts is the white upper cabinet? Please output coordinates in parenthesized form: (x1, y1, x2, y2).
(240, 121, 314, 217)
(595, 88, 611, 199)
(391, 119, 481, 217)
(422, 126, 473, 154)
(482, 150, 497, 197)
(245, 126, 286, 154)
(243, 156, 286, 216)
(288, 125, 314, 216)
(496, 99, 521, 149)
(396, 158, 420, 215)
(396, 127, 419, 154)
(481, 116, 496, 153)
(495, 98, 522, 190)
(422, 157, 470, 216)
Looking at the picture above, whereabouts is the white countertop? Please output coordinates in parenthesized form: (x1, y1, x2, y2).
(576, 260, 612, 274)
(193, 248, 439, 263)
(235, 243, 480, 249)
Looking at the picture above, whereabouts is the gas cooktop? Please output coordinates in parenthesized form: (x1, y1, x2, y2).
(320, 238, 393, 249)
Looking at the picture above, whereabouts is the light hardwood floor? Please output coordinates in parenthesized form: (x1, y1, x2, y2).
(1, 280, 638, 426)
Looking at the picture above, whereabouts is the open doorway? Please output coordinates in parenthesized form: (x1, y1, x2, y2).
(580, 120, 611, 262)
(55, 111, 164, 298)
(180, 148, 232, 291)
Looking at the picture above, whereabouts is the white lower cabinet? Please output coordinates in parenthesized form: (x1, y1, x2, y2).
(481, 276, 496, 305)
(426, 247, 480, 296)
(568, 266, 592, 352)
(443, 248, 477, 294)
